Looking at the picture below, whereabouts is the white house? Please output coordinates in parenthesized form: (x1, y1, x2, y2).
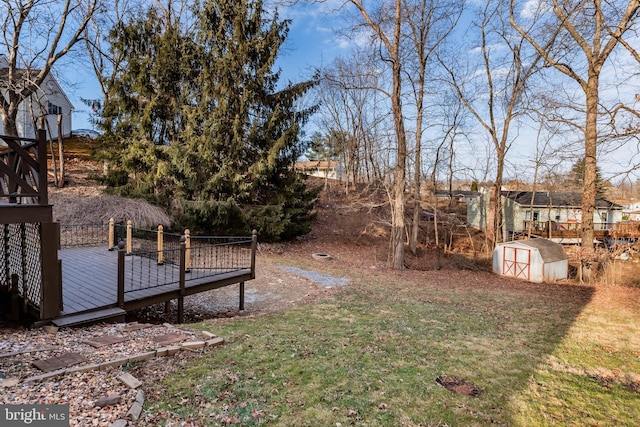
(621, 201, 640, 221)
(0, 54, 73, 139)
(295, 160, 339, 180)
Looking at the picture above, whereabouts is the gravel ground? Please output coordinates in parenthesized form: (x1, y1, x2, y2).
(0, 255, 342, 426)
(0, 322, 192, 426)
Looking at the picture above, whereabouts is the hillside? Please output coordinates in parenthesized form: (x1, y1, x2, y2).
(48, 138, 491, 273)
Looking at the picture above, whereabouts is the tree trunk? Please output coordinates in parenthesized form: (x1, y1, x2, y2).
(493, 154, 505, 244)
(409, 114, 423, 256)
(581, 74, 599, 259)
(387, 0, 407, 270)
(3, 112, 19, 137)
(57, 115, 65, 188)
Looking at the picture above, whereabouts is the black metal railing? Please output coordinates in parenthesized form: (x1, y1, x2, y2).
(117, 231, 257, 301)
(60, 222, 109, 248)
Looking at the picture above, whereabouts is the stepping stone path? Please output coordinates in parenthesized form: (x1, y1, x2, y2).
(32, 353, 89, 372)
(5, 321, 223, 426)
(152, 332, 190, 346)
(84, 335, 129, 348)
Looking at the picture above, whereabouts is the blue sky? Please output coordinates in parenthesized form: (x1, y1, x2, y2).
(62, 1, 640, 181)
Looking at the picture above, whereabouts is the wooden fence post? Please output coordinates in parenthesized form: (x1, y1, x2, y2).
(157, 225, 164, 265)
(117, 241, 125, 308)
(178, 238, 186, 323)
(108, 218, 115, 250)
(126, 220, 132, 254)
(184, 229, 191, 273)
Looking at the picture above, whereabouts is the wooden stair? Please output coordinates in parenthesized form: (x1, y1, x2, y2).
(51, 307, 126, 327)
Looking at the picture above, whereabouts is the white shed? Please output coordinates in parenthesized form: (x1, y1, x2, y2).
(493, 238, 567, 283)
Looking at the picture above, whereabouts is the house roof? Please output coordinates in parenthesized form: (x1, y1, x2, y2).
(499, 238, 567, 262)
(0, 65, 73, 109)
(503, 191, 622, 210)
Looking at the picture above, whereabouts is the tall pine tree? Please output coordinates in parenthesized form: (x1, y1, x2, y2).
(100, 0, 318, 240)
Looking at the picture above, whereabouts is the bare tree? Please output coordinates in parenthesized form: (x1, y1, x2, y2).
(441, 0, 544, 244)
(317, 53, 389, 192)
(510, 0, 640, 261)
(403, 0, 462, 255)
(334, 0, 407, 269)
(0, 0, 100, 136)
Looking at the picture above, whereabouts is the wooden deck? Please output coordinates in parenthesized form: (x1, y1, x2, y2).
(58, 246, 252, 317)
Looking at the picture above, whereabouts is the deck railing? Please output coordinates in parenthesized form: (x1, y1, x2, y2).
(523, 220, 615, 237)
(0, 130, 48, 205)
(1, 130, 60, 320)
(117, 231, 257, 320)
(117, 236, 255, 294)
(60, 222, 110, 248)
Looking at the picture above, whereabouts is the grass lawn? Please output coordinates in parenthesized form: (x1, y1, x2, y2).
(142, 257, 640, 426)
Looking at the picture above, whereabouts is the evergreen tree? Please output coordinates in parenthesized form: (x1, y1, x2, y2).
(306, 131, 339, 162)
(568, 157, 608, 199)
(100, 0, 318, 241)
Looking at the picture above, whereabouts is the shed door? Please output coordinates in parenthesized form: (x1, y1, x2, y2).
(502, 246, 531, 280)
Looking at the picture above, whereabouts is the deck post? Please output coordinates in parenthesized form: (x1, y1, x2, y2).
(250, 230, 257, 279)
(108, 218, 115, 250)
(157, 225, 164, 265)
(239, 281, 244, 311)
(178, 238, 186, 323)
(40, 222, 62, 319)
(36, 129, 48, 206)
(58, 259, 63, 311)
(126, 220, 132, 254)
(117, 241, 125, 308)
(184, 229, 191, 273)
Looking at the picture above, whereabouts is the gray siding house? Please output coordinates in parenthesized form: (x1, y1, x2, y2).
(468, 191, 624, 238)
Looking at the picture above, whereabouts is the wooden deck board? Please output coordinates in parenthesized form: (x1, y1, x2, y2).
(58, 246, 251, 317)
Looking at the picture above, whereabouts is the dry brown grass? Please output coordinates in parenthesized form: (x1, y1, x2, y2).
(50, 190, 172, 228)
(48, 139, 173, 228)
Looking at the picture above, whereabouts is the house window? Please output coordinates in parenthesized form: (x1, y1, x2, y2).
(47, 102, 62, 115)
(525, 210, 540, 221)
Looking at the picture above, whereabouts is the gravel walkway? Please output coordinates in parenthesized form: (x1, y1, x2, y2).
(0, 321, 214, 426)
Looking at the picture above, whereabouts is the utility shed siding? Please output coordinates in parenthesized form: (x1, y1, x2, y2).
(493, 239, 568, 283)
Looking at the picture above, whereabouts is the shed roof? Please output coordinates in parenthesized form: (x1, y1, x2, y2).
(499, 238, 567, 263)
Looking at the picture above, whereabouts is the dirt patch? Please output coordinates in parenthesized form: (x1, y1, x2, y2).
(436, 374, 482, 397)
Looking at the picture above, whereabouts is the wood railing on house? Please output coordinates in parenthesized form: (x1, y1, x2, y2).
(0, 130, 61, 321)
(522, 220, 617, 239)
